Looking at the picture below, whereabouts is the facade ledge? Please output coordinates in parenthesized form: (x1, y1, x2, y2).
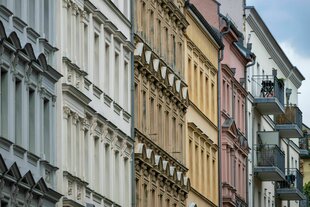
(62, 83, 92, 105)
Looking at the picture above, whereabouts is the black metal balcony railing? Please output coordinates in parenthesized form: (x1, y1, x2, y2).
(255, 144, 285, 172)
(300, 136, 309, 150)
(277, 168, 303, 192)
(275, 105, 303, 129)
(252, 75, 284, 105)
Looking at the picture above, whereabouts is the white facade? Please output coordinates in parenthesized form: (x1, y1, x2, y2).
(55, 0, 134, 206)
(0, 0, 62, 206)
(245, 7, 305, 207)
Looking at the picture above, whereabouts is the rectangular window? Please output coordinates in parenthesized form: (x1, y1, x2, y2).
(211, 83, 215, 120)
(142, 91, 146, 132)
(94, 137, 99, 190)
(44, 0, 49, 39)
(134, 83, 139, 126)
(124, 158, 129, 204)
(165, 111, 169, 151)
(43, 99, 50, 161)
(193, 65, 197, 102)
(114, 52, 119, 103)
(75, 121, 80, 175)
(149, 10, 154, 45)
(15, 0, 22, 18)
(124, 61, 129, 111)
(141, 2, 146, 36)
(188, 58, 192, 96)
(158, 20, 162, 55)
(158, 104, 163, 146)
(172, 117, 176, 154)
(124, 0, 128, 17)
(67, 116, 72, 170)
(1, 70, 8, 137)
(28, 0, 35, 28)
(173, 35, 176, 68)
(15, 79, 22, 145)
(94, 33, 99, 86)
(105, 144, 110, 195)
(84, 130, 89, 180)
(200, 71, 203, 108)
(115, 151, 120, 201)
(84, 24, 88, 70)
(150, 97, 155, 134)
(205, 77, 209, 114)
(29, 89, 35, 153)
(165, 28, 169, 60)
(105, 43, 110, 93)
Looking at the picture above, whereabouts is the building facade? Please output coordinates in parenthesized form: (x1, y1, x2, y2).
(0, 1, 62, 206)
(55, 0, 134, 206)
(245, 7, 306, 207)
(219, 16, 254, 207)
(184, 3, 223, 207)
(133, 0, 191, 206)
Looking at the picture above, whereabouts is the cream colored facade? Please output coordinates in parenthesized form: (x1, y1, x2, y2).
(134, 0, 191, 206)
(184, 4, 222, 207)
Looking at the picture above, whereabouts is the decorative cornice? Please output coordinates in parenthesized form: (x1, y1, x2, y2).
(134, 35, 189, 111)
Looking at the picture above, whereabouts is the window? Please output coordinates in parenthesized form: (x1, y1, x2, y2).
(124, 61, 129, 111)
(43, 99, 50, 160)
(142, 91, 146, 132)
(172, 117, 177, 154)
(205, 77, 209, 114)
(124, 158, 129, 204)
(84, 130, 89, 180)
(93, 137, 99, 190)
(165, 28, 168, 60)
(75, 121, 80, 175)
(105, 43, 110, 93)
(67, 115, 72, 170)
(164, 111, 169, 151)
(124, 0, 128, 17)
(28, 0, 35, 28)
(157, 20, 162, 54)
(150, 98, 155, 133)
(105, 144, 110, 195)
(94, 33, 99, 86)
(200, 71, 203, 108)
(158, 104, 163, 146)
(134, 84, 139, 126)
(29, 89, 35, 153)
(188, 58, 192, 96)
(193, 65, 197, 102)
(84, 24, 88, 70)
(173, 35, 176, 68)
(15, 0, 22, 18)
(44, 0, 50, 39)
(114, 52, 119, 102)
(141, 2, 146, 36)
(1, 70, 8, 137)
(15, 79, 22, 145)
(115, 151, 120, 201)
(149, 11, 154, 45)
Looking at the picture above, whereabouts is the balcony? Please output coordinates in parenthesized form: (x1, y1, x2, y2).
(276, 168, 306, 200)
(299, 196, 309, 207)
(299, 135, 310, 158)
(252, 75, 285, 115)
(275, 105, 303, 138)
(254, 144, 285, 181)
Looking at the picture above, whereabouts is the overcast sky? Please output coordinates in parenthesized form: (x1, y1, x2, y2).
(247, 0, 310, 126)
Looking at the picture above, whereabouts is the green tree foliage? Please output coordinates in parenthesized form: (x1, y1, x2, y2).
(304, 182, 310, 206)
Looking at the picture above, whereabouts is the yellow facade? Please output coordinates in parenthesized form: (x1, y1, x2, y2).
(185, 8, 221, 207)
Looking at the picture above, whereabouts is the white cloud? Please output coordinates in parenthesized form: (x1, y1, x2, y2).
(280, 41, 310, 126)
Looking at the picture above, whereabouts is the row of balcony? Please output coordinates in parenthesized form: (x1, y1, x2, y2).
(254, 143, 305, 200)
(252, 74, 303, 138)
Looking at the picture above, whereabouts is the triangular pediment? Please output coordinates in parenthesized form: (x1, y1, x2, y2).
(222, 118, 238, 137)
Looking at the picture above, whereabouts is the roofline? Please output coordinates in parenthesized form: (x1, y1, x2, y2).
(186, 2, 224, 49)
(245, 6, 305, 81)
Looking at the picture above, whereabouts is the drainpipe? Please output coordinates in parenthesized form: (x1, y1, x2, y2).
(245, 56, 256, 206)
(218, 20, 230, 207)
(130, 0, 136, 206)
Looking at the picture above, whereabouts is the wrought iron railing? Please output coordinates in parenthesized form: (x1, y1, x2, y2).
(252, 75, 284, 105)
(277, 168, 303, 192)
(255, 144, 285, 173)
(275, 105, 303, 129)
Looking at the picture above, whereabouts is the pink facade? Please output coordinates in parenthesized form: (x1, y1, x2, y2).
(220, 17, 252, 207)
(191, 0, 220, 28)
